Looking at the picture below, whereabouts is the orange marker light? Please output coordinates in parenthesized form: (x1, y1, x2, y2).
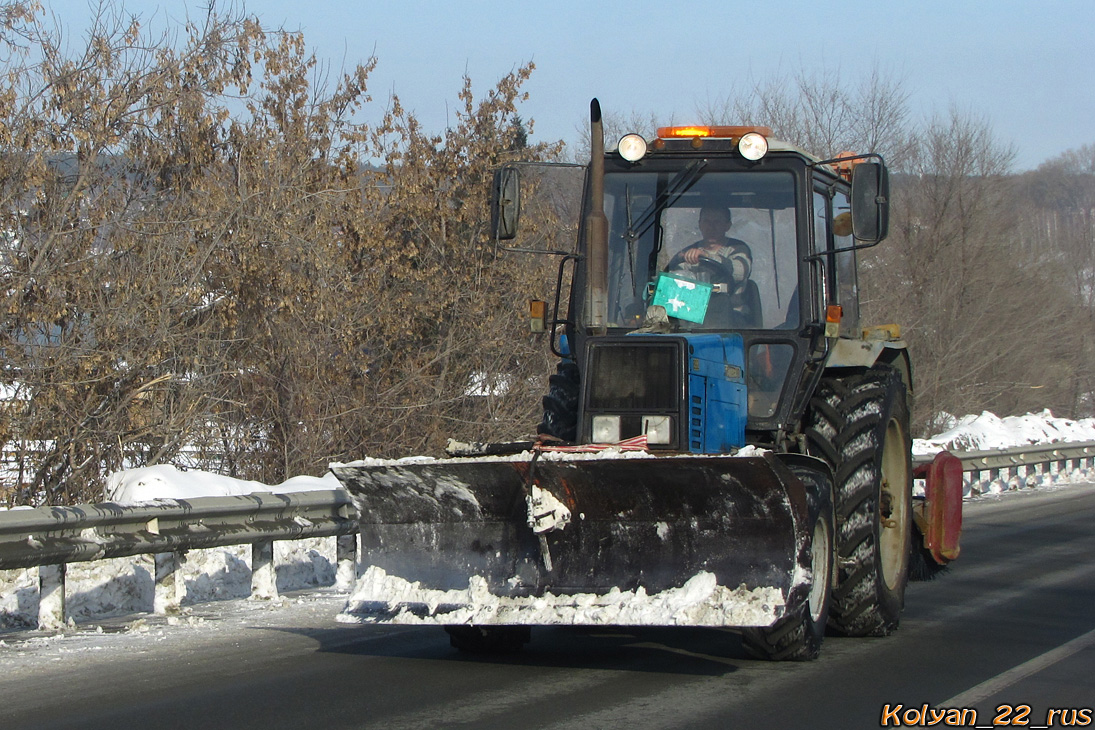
(659, 126, 711, 138)
(834, 151, 861, 180)
(825, 304, 843, 338)
(529, 299, 547, 333)
(656, 125, 774, 140)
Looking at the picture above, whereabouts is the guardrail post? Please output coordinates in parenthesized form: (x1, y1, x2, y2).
(251, 540, 278, 600)
(335, 533, 357, 590)
(154, 551, 187, 614)
(38, 563, 66, 630)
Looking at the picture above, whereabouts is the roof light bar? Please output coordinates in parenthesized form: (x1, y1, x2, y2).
(655, 125, 772, 160)
(656, 125, 773, 140)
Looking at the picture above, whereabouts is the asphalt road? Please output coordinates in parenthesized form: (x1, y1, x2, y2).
(2, 483, 1093, 730)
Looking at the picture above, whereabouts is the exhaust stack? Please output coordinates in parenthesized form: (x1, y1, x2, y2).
(586, 99, 609, 334)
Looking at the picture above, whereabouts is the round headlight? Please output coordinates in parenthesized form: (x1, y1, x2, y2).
(618, 133, 648, 162)
(738, 132, 768, 161)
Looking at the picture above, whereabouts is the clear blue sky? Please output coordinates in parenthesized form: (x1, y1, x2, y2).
(45, 0, 1095, 170)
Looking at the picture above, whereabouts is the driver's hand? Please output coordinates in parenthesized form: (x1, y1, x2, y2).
(683, 248, 704, 264)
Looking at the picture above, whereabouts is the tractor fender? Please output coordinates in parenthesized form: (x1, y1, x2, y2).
(825, 336, 907, 370)
(824, 336, 913, 404)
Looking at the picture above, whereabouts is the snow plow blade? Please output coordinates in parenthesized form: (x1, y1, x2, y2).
(331, 452, 814, 628)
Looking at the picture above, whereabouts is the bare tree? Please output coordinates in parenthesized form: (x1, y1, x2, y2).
(862, 108, 1080, 433)
(0, 2, 274, 503)
(697, 65, 915, 167)
(1013, 146, 1095, 416)
(0, 2, 565, 504)
(566, 108, 666, 163)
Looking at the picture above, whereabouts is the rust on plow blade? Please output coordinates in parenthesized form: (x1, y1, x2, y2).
(330, 452, 813, 628)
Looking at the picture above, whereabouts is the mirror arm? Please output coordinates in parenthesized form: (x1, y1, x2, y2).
(811, 152, 886, 169)
(802, 239, 883, 263)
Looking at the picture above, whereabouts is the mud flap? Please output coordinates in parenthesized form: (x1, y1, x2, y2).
(913, 451, 963, 564)
(331, 452, 814, 628)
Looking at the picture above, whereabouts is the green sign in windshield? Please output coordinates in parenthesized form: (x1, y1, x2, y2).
(651, 273, 712, 324)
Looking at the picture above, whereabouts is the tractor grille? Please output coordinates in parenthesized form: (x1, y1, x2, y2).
(587, 343, 680, 411)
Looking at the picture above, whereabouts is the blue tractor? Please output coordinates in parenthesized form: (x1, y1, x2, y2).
(332, 100, 962, 661)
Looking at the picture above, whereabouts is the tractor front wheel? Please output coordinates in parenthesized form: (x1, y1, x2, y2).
(537, 360, 579, 442)
(741, 478, 833, 660)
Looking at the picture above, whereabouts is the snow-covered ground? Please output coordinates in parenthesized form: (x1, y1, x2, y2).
(2, 409, 1094, 633)
(0, 538, 339, 631)
(912, 409, 1095, 454)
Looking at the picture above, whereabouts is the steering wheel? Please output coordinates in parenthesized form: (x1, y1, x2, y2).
(666, 253, 760, 328)
(693, 254, 734, 288)
(666, 251, 732, 289)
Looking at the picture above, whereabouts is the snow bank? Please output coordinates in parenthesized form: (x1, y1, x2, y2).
(105, 464, 341, 504)
(913, 409, 1095, 455)
(1, 539, 338, 628)
(912, 410, 1095, 498)
(338, 566, 783, 628)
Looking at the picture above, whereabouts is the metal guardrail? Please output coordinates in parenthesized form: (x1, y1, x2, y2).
(0, 489, 359, 630)
(913, 440, 1095, 485)
(0, 489, 357, 570)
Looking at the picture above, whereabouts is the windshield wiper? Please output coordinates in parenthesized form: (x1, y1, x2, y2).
(624, 160, 708, 244)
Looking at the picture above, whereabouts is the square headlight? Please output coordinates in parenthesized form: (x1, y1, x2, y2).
(642, 415, 673, 445)
(592, 415, 621, 443)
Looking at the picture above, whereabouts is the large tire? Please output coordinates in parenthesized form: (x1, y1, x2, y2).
(537, 360, 579, 442)
(741, 471, 834, 661)
(805, 366, 912, 637)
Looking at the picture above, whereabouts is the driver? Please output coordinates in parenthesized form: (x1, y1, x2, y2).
(665, 202, 756, 325)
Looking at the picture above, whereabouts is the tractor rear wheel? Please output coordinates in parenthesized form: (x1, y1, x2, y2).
(805, 366, 912, 637)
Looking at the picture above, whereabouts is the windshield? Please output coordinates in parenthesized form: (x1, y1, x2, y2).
(600, 170, 799, 331)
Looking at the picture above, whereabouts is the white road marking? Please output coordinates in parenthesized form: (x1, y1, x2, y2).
(942, 626, 1095, 706)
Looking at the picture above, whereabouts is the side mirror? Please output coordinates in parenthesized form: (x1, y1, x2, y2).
(850, 161, 889, 243)
(490, 165, 521, 241)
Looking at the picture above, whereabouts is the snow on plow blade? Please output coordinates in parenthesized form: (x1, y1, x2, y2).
(331, 452, 812, 628)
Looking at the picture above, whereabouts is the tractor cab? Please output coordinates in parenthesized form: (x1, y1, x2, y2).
(501, 120, 889, 451)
